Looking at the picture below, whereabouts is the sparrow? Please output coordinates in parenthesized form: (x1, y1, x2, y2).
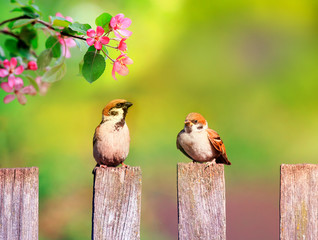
(93, 99, 133, 168)
(176, 112, 231, 165)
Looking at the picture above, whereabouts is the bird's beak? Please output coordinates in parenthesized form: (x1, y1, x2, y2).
(184, 120, 192, 126)
(124, 102, 133, 108)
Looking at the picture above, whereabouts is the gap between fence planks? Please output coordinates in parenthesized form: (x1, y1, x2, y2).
(280, 164, 318, 240)
(0, 167, 39, 240)
(92, 166, 142, 240)
(177, 162, 226, 240)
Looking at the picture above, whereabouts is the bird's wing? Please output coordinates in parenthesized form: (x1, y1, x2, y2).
(206, 128, 231, 165)
(176, 130, 195, 161)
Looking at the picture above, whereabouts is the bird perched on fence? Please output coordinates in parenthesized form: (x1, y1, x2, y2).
(176, 112, 231, 165)
(93, 99, 133, 168)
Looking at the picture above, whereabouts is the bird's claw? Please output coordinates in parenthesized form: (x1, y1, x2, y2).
(205, 159, 216, 169)
(121, 162, 129, 168)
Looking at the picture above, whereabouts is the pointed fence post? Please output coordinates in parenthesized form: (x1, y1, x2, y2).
(92, 166, 142, 240)
(280, 164, 318, 240)
(177, 162, 226, 240)
(0, 167, 39, 240)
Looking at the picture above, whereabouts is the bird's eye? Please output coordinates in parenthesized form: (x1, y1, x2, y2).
(193, 120, 198, 124)
(110, 110, 118, 116)
(116, 103, 122, 108)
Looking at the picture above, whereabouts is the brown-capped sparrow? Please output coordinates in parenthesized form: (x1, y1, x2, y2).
(177, 112, 231, 165)
(93, 99, 133, 168)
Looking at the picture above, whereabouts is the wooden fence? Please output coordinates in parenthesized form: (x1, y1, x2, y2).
(0, 163, 317, 240)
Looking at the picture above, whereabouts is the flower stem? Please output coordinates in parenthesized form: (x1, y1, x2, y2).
(101, 49, 115, 62)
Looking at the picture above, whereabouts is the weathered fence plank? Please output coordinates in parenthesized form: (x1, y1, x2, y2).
(280, 164, 318, 240)
(177, 162, 226, 240)
(92, 166, 142, 240)
(0, 167, 39, 240)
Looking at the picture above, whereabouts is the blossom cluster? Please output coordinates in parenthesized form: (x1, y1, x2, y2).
(0, 7, 134, 105)
(0, 58, 49, 104)
(86, 14, 133, 80)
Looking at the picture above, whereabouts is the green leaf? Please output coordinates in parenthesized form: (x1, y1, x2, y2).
(20, 6, 39, 18)
(95, 13, 112, 32)
(45, 36, 61, 58)
(31, 37, 38, 49)
(61, 27, 78, 36)
(37, 49, 52, 70)
(69, 22, 91, 34)
(19, 26, 37, 46)
(42, 62, 66, 83)
(51, 16, 71, 28)
(82, 51, 106, 83)
(12, 19, 35, 29)
(25, 75, 39, 91)
(78, 60, 83, 76)
(87, 46, 97, 52)
(5, 39, 18, 54)
(17, 40, 30, 58)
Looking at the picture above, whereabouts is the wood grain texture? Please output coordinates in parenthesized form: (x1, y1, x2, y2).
(92, 167, 142, 240)
(177, 162, 226, 240)
(280, 164, 318, 240)
(0, 167, 39, 240)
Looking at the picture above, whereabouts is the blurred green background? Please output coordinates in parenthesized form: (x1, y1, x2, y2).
(1, 0, 318, 239)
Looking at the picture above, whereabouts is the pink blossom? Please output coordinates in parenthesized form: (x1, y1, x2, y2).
(110, 14, 132, 38)
(58, 35, 76, 58)
(27, 61, 38, 70)
(118, 38, 127, 52)
(0, 58, 24, 88)
(86, 26, 110, 50)
(1, 78, 36, 105)
(112, 54, 133, 80)
(54, 13, 76, 58)
(55, 12, 73, 23)
(35, 76, 50, 95)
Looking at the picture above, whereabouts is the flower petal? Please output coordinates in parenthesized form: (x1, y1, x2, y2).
(0, 69, 9, 77)
(121, 18, 132, 28)
(110, 17, 117, 28)
(56, 12, 64, 18)
(112, 63, 118, 80)
(122, 57, 133, 65)
(3, 94, 15, 104)
(14, 77, 24, 90)
(115, 14, 125, 22)
(62, 46, 71, 58)
(117, 29, 132, 37)
(10, 58, 17, 69)
(21, 85, 37, 95)
(94, 41, 102, 50)
(113, 30, 122, 39)
(8, 75, 15, 88)
(3, 59, 10, 69)
(117, 64, 129, 76)
(100, 36, 110, 45)
(86, 29, 96, 37)
(65, 38, 76, 47)
(16, 93, 27, 105)
(96, 26, 105, 36)
(1, 82, 13, 93)
(14, 65, 24, 75)
(86, 38, 95, 46)
(65, 16, 73, 22)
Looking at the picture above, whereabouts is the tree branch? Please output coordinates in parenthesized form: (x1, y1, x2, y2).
(0, 15, 31, 27)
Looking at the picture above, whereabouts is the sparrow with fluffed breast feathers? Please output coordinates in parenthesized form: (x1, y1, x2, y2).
(177, 112, 231, 165)
(93, 99, 133, 168)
